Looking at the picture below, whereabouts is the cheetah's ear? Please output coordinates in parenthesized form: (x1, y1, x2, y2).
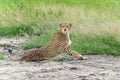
(69, 23, 72, 27)
(59, 24, 62, 27)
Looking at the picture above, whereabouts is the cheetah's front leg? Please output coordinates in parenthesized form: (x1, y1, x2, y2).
(64, 46, 86, 60)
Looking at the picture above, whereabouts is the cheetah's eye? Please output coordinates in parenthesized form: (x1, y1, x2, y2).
(66, 26, 68, 28)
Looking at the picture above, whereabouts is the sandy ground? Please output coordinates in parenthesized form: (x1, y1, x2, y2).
(0, 55, 120, 80)
(0, 38, 120, 80)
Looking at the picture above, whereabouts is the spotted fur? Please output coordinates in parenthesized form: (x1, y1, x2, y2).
(9, 23, 85, 61)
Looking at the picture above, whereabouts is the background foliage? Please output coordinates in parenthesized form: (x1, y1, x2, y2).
(0, 0, 120, 55)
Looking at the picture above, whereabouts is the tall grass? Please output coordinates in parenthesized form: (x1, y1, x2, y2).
(0, 0, 120, 55)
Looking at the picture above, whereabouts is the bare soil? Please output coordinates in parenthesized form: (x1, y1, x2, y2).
(0, 38, 120, 80)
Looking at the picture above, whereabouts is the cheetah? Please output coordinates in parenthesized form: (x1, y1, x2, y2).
(8, 23, 86, 61)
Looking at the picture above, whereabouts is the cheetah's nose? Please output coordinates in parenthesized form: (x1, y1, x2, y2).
(64, 29, 66, 31)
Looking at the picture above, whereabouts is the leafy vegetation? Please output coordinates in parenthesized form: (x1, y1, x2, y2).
(0, 0, 120, 55)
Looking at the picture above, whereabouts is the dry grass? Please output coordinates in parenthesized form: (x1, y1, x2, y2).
(0, 4, 120, 36)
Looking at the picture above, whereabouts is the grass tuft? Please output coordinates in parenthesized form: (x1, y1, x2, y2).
(0, 54, 8, 60)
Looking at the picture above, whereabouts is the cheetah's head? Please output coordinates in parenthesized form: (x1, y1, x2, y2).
(59, 23, 72, 34)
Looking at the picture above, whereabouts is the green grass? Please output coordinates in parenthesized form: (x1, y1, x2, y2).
(0, 0, 120, 55)
(49, 54, 69, 61)
(20, 34, 52, 49)
(0, 54, 7, 60)
(72, 34, 120, 55)
(0, 23, 34, 37)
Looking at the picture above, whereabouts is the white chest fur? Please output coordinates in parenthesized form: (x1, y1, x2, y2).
(66, 33, 72, 48)
(68, 39, 72, 46)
